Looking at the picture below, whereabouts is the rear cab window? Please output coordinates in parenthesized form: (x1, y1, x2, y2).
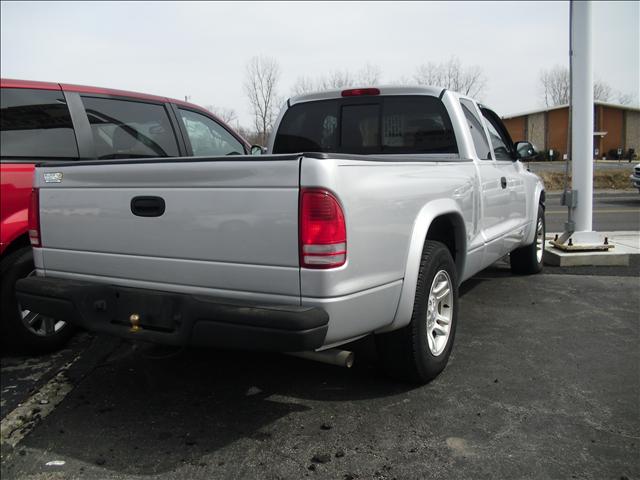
(81, 96, 179, 159)
(273, 95, 458, 155)
(1, 88, 78, 159)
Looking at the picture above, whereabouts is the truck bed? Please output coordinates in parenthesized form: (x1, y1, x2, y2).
(32, 152, 477, 345)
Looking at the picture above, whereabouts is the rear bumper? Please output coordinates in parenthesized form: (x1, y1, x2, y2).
(16, 277, 328, 351)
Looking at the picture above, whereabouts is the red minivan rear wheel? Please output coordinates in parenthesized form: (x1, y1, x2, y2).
(1, 247, 75, 354)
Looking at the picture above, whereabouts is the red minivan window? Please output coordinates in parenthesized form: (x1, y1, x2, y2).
(81, 96, 179, 159)
(0, 88, 78, 158)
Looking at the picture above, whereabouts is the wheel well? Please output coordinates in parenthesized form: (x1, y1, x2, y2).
(1, 234, 30, 261)
(426, 214, 466, 280)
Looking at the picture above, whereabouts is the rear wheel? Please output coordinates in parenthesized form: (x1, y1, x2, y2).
(1, 247, 75, 354)
(510, 204, 545, 275)
(376, 240, 458, 384)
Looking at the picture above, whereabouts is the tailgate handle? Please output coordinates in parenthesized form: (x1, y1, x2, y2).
(131, 196, 166, 217)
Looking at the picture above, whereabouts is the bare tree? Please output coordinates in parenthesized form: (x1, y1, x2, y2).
(413, 56, 485, 97)
(388, 75, 413, 86)
(291, 76, 316, 96)
(539, 65, 570, 106)
(235, 125, 262, 146)
(413, 62, 444, 87)
(617, 92, 635, 105)
(540, 66, 622, 106)
(206, 106, 238, 126)
(318, 70, 354, 90)
(244, 56, 281, 145)
(357, 63, 382, 85)
(290, 63, 383, 98)
(593, 80, 613, 103)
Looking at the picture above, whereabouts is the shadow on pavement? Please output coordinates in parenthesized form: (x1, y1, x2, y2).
(18, 338, 409, 475)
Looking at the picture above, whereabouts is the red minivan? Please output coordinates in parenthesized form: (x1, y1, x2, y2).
(0, 78, 251, 353)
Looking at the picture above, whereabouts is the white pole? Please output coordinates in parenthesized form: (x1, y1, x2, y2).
(571, 0, 594, 233)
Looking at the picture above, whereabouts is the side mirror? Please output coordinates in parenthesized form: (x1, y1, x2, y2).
(514, 141, 536, 161)
(250, 145, 266, 155)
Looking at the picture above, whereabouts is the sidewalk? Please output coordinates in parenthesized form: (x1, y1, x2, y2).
(545, 230, 640, 266)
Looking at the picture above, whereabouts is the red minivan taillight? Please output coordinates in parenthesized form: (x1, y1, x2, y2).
(300, 189, 346, 269)
(28, 188, 41, 247)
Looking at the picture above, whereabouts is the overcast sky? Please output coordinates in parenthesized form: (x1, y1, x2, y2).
(1, 1, 638, 127)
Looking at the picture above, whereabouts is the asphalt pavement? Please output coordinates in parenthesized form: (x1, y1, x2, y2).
(545, 190, 639, 232)
(1, 262, 638, 480)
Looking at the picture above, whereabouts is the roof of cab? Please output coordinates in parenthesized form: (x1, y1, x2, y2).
(0, 77, 250, 147)
(288, 85, 445, 106)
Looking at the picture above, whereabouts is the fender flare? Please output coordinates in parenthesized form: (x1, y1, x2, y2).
(524, 180, 546, 245)
(378, 198, 467, 333)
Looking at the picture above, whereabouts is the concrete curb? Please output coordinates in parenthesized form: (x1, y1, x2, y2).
(544, 231, 639, 267)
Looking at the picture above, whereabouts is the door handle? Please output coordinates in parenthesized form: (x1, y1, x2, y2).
(500, 177, 507, 189)
(131, 196, 166, 217)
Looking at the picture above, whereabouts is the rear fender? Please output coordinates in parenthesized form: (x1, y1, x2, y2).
(377, 199, 466, 333)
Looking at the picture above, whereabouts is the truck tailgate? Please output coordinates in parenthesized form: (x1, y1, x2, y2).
(35, 156, 302, 301)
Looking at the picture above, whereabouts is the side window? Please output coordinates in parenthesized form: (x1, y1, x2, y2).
(481, 111, 513, 160)
(459, 99, 491, 160)
(82, 97, 179, 159)
(178, 109, 245, 156)
(0, 88, 78, 158)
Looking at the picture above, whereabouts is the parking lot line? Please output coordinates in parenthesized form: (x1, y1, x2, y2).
(546, 209, 640, 215)
(0, 358, 79, 450)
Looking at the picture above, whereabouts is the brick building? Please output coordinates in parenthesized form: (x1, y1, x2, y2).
(502, 102, 640, 160)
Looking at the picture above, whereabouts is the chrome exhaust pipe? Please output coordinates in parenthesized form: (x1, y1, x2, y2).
(287, 349, 354, 368)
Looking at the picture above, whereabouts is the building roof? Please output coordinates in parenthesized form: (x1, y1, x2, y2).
(502, 101, 640, 119)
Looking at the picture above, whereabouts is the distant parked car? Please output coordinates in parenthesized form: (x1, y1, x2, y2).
(1, 78, 250, 353)
(631, 163, 640, 193)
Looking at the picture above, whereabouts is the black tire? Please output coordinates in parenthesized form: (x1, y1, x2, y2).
(375, 240, 458, 384)
(1, 247, 75, 354)
(510, 204, 545, 275)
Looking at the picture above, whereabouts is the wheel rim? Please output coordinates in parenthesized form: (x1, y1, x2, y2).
(18, 272, 66, 337)
(536, 217, 544, 263)
(425, 270, 453, 356)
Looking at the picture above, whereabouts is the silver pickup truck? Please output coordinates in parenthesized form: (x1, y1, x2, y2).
(17, 86, 545, 383)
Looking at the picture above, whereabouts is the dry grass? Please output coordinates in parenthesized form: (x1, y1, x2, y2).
(538, 169, 632, 191)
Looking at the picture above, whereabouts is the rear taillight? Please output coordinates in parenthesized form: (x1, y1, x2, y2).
(300, 189, 346, 269)
(341, 88, 380, 97)
(28, 188, 41, 247)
